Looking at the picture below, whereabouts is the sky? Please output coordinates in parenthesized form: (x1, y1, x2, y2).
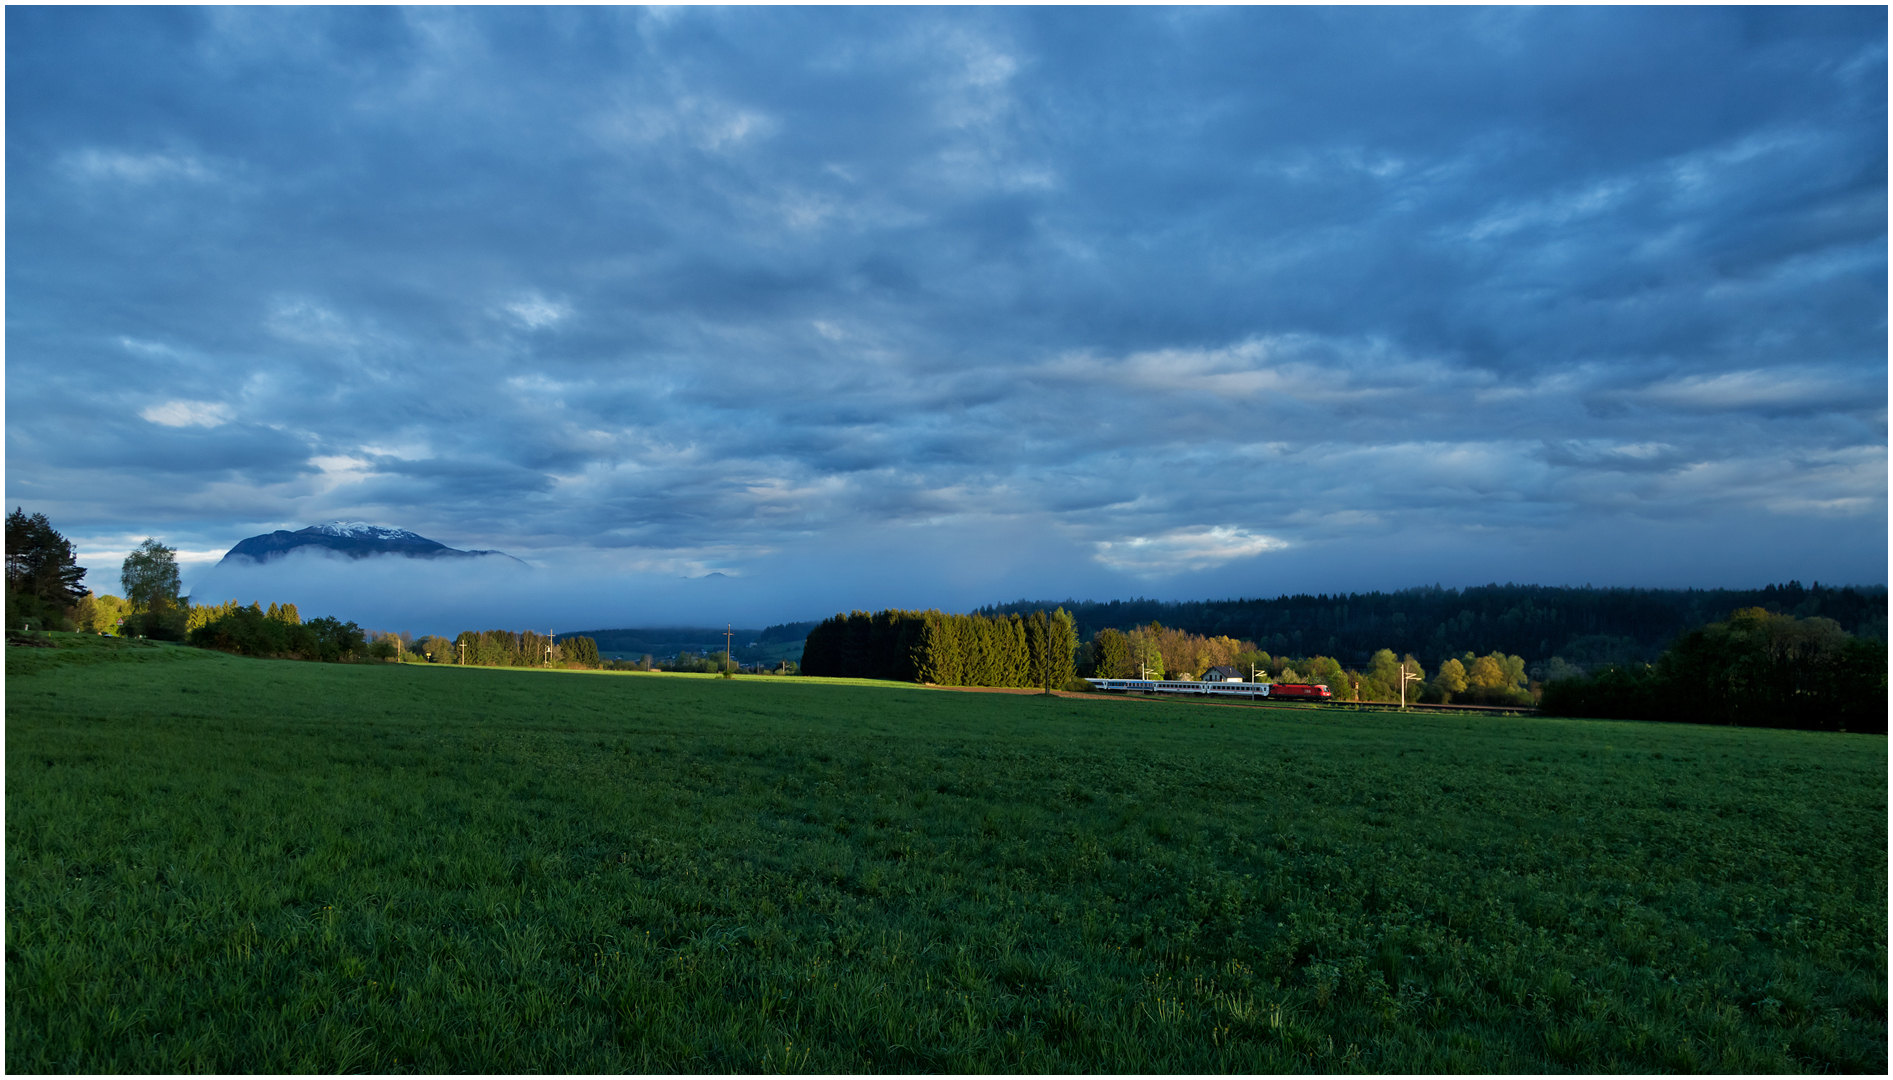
(6, 6, 1887, 633)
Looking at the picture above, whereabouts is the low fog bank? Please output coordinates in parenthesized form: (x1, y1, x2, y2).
(179, 532, 1086, 637)
(180, 512, 1887, 639)
(185, 550, 772, 638)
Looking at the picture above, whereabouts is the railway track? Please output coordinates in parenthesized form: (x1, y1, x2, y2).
(1083, 677, 1537, 715)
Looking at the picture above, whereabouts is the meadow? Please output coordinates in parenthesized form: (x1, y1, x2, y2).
(7, 634, 1885, 1072)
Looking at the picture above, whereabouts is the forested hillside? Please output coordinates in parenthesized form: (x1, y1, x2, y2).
(978, 582, 1886, 670)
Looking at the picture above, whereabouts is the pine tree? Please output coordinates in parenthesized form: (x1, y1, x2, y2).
(6, 508, 89, 608)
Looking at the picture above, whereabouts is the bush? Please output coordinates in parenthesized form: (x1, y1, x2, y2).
(189, 606, 294, 656)
(4, 586, 74, 633)
(1539, 664, 1659, 721)
(1539, 609, 1887, 733)
(123, 604, 188, 641)
(303, 617, 368, 662)
(1457, 683, 1537, 708)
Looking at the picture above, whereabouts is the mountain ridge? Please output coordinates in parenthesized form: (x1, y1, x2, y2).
(217, 521, 526, 566)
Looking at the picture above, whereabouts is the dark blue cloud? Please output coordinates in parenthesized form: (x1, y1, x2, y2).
(7, 6, 1884, 629)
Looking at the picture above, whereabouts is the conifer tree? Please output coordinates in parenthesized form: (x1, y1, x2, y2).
(6, 508, 88, 609)
(1006, 614, 1029, 687)
(1025, 610, 1050, 691)
(1090, 627, 1130, 678)
(1049, 608, 1078, 688)
(968, 617, 991, 686)
(942, 614, 965, 685)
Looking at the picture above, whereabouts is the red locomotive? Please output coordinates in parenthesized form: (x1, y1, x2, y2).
(1268, 683, 1332, 700)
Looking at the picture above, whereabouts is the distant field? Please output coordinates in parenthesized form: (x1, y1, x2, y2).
(7, 635, 1885, 1072)
(556, 626, 807, 666)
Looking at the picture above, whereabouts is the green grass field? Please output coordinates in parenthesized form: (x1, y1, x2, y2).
(7, 634, 1885, 1072)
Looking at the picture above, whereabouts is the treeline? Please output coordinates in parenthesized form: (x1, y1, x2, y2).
(1542, 608, 1887, 733)
(562, 623, 817, 666)
(190, 598, 300, 630)
(801, 609, 1079, 688)
(576, 627, 750, 657)
(980, 582, 1887, 672)
(798, 608, 1535, 705)
(7, 510, 225, 641)
(758, 620, 819, 645)
(192, 616, 608, 668)
(187, 600, 370, 662)
(639, 650, 797, 675)
(1083, 624, 1535, 706)
(403, 630, 601, 668)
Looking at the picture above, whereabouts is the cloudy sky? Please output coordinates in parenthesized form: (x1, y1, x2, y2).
(7, 6, 1886, 631)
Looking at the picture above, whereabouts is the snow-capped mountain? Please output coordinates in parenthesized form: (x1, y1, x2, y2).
(217, 522, 525, 566)
(305, 521, 434, 543)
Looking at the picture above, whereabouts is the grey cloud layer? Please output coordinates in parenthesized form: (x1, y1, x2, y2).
(7, 6, 1884, 626)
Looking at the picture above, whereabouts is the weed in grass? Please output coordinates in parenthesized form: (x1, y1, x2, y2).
(5, 633, 1887, 1071)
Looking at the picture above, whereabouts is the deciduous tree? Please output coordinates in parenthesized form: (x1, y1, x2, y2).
(120, 539, 181, 613)
(1431, 657, 1469, 701)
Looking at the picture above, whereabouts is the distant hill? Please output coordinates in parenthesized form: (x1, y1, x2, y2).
(539, 585, 1893, 674)
(977, 581, 1888, 670)
(560, 621, 816, 664)
(218, 522, 525, 566)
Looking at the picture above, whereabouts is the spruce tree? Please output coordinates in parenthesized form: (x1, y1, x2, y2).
(1050, 608, 1078, 688)
(1025, 610, 1049, 691)
(1091, 627, 1130, 678)
(942, 614, 965, 685)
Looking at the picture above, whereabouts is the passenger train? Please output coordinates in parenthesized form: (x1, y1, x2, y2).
(1084, 678, 1332, 700)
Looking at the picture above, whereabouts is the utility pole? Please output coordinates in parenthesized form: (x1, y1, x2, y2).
(457, 640, 467, 666)
(724, 623, 734, 675)
(545, 629, 555, 668)
(1399, 659, 1423, 710)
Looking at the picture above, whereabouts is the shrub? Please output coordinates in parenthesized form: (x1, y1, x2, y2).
(1540, 610, 1886, 733)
